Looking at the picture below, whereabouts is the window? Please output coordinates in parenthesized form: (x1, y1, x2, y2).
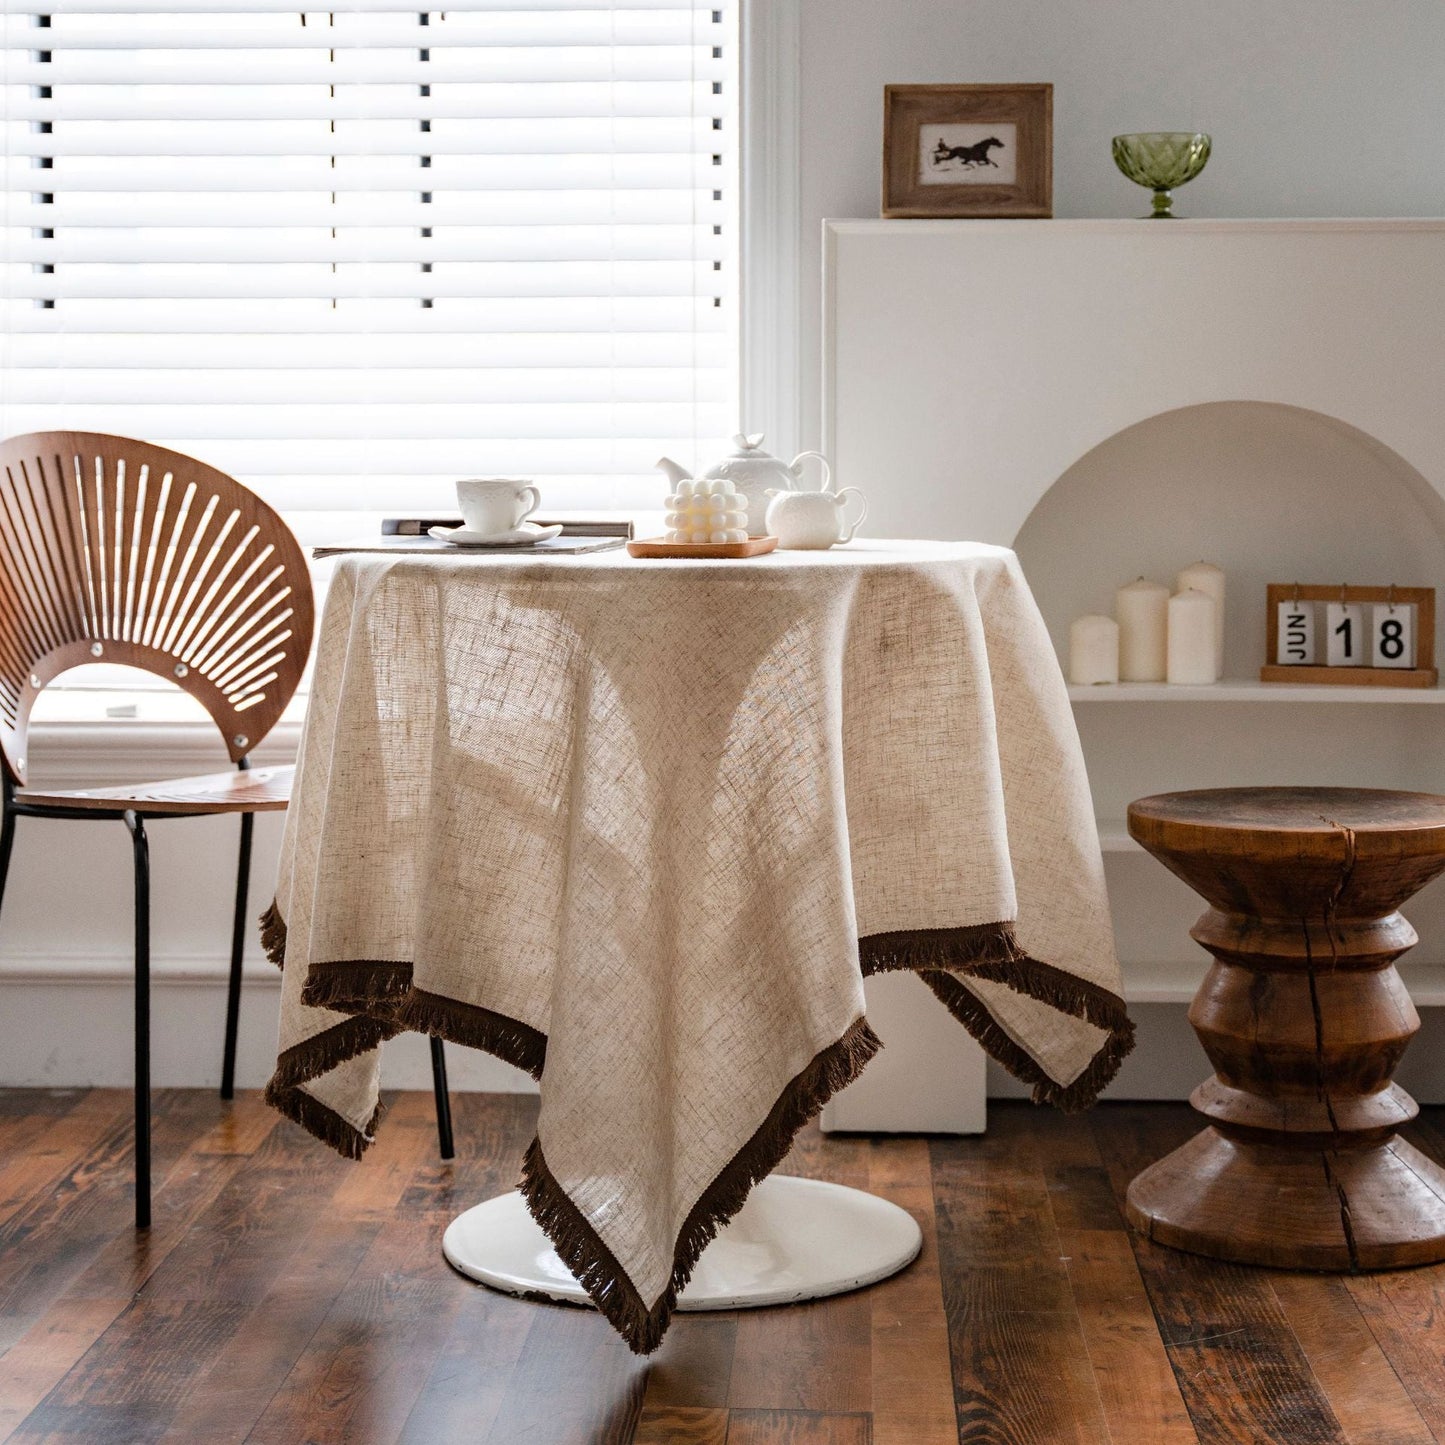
(0, 1, 738, 532)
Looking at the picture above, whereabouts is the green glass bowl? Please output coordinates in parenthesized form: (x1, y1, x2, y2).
(1111, 132, 1212, 218)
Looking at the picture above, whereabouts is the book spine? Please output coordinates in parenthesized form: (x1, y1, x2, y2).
(382, 517, 634, 538)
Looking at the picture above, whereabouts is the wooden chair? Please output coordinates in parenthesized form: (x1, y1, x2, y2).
(0, 432, 454, 1227)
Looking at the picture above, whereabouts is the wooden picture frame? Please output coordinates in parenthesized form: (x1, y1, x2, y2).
(1262, 584, 1437, 688)
(882, 83, 1052, 219)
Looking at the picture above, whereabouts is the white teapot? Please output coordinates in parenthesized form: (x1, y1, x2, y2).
(765, 483, 867, 550)
(657, 433, 832, 537)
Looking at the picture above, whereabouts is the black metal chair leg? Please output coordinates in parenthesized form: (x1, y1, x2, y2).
(430, 1035, 454, 1160)
(124, 811, 151, 1230)
(221, 811, 254, 1101)
(0, 795, 16, 922)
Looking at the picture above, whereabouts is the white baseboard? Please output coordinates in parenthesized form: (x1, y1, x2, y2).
(0, 960, 535, 1093)
(7, 959, 1445, 1105)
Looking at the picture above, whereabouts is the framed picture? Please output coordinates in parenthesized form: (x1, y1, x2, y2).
(882, 83, 1053, 219)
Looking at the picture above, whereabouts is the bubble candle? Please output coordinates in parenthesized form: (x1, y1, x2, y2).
(664, 478, 749, 545)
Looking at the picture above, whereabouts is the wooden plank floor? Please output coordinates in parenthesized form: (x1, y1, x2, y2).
(4, 1091, 1445, 1444)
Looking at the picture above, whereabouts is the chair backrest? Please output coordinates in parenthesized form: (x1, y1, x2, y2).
(0, 432, 314, 784)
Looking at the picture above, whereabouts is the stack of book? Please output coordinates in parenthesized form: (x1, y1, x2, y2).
(382, 516, 631, 540)
(314, 516, 634, 559)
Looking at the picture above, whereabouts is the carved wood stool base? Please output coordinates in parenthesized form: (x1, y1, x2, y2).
(1126, 788, 1445, 1273)
(1126, 1127, 1445, 1271)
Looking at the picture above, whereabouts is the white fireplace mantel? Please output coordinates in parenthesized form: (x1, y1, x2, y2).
(819, 217, 1445, 1123)
(823, 218, 1445, 548)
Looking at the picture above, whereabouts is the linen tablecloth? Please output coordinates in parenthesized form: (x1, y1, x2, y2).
(264, 540, 1132, 1352)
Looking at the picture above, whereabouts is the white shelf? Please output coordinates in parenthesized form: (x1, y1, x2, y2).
(1068, 679, 1445, 704)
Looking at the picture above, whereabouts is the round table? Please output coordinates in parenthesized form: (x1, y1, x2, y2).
(266, 542, 1129, 1350)
(1126, 786, 1445, 1271)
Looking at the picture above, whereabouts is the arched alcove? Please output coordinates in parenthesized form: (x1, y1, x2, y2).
(824, 220, 1445, 1102)
(1014, 401, 1445, 677)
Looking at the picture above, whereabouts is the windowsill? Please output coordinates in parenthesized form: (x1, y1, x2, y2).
(21, 507, 661, 783)
(24, 691, 304, 786)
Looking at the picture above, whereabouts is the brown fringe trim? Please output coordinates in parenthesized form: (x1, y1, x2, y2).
(264, 1077, 383, 1161)
(859, 921, 1022, 975)
(259, 899, 288, 970)
(921, 966, 1134, 1114)
(393, 988, 547, 1081)
(268, 964, 548, 1151)
(300, 962, 547, 1078)
(264, 1017, 397, 1159)
(859, 924, 1134, 1113)
(299, 959, 414, 1017)
(268, 1015, 399, 1095)
(516, 1015, 882, 1355)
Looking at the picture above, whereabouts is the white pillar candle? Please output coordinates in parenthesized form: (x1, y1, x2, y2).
(1167, 588, 1220, 684)
(1176, 561, 1226, 675)
(1116, 578, 1169, 682)
(1069, 614, 1119, 685)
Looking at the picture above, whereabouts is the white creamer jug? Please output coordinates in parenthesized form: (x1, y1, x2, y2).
(764, 484, 867, 550)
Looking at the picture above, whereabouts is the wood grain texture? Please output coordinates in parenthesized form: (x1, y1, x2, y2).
(0, 1090, 218, 1348)
(626, 536, 778, 559)
(728, 1119, 873, 1417)
(1096, 1103, 1347, 1445)
(865, 1141, 955, 1445)
(0, 1089, 129, 1232)
(0, 1095, 268, 1435)
(1127, 786, 1445, 1272)
(1270, 1273, 1434, 1445)
(1344, 1260, 1445, 1442)
(13, 1092, 1445, 1443)
(931, 1118, 1112, 1445)
(0, 431, 314, 782)
(1056, 1230, 1196, 1444)
(633, 1404, 730, 1444)
(725, 1411, 873, 1445)
(728, 1290, 871, 1415)
(16, 764, 293, 816)
(638, 1316, 737, 1411)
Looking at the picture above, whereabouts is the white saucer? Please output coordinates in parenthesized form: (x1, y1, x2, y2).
(428, 523, 564, 547)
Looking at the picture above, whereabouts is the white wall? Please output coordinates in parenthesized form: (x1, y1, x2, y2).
(796, 0, 1445, 453)
(0, 722, 534, 1095)
(13, 4, 1445, 1102)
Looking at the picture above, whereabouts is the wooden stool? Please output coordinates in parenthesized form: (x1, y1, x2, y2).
(1126, 787, 1445, 1271)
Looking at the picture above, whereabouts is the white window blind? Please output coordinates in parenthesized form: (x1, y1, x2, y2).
(0, 0, 738, 520)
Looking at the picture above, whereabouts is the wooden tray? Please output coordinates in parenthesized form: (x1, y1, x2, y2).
(627, 535, 778, 559)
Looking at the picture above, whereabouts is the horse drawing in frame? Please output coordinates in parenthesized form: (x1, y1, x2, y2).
(931, 135, 1004, 171)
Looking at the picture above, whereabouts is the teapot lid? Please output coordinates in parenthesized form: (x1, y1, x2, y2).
(730, 432, 769, 456)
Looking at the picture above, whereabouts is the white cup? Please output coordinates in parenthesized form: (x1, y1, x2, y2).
(457, 478, 541, 537)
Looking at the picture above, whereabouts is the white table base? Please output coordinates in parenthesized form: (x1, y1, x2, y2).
(821, 972, 988, 1134)
(442, 1174, 923, 1311)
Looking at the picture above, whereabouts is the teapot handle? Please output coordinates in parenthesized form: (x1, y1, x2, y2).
(789, 450, 833, 492)
(835, 487, 867, 543)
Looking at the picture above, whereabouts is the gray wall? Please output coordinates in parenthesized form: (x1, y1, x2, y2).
(797, 0, 1445, 447)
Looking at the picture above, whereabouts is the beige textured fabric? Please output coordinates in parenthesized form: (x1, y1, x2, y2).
(265, 540, 1131, 1352)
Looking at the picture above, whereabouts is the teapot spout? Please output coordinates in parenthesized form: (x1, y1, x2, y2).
(655, 456, 691, 487)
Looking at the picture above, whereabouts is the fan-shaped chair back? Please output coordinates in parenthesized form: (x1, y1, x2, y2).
(0, 432, 314, 784)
